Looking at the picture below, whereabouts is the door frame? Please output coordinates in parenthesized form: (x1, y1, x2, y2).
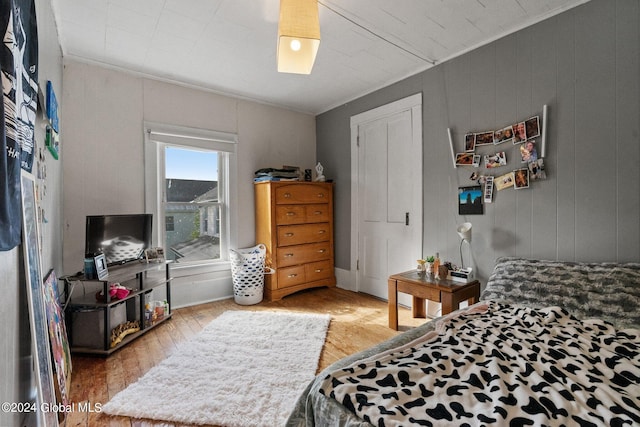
(350, 93, 423, 292)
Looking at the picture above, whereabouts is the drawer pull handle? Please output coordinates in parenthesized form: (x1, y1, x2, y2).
(318, 230, 326, 234)
(315, 269, 322, 273)
(317, 193, 324, 198)
(286, 212, 295, 216)
(284, 253, 294, 257)
(285, 233, 294, 237)
(318, 249, 326, 253)
(284, 193, 291, 198)
(314, 211, 322, 215)
(288, 273, 298, 278)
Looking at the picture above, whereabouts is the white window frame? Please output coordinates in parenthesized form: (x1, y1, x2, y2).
(144, 122, 238, 272)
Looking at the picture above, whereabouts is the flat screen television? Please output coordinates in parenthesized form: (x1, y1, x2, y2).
(85, 214, 153, 266)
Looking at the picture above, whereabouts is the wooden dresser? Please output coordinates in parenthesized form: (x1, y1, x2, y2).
(255, 181, 336, 301)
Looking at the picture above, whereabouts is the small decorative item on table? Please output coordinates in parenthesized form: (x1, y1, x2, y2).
(425, 255, 435, 276)
(416, 259, 426, 273)
(438, 265, 449, 280)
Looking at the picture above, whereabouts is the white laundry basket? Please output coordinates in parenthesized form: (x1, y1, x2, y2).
(229, 244, 273, 305)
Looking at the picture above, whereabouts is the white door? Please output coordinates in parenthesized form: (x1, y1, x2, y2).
(350, 94, 422, 301)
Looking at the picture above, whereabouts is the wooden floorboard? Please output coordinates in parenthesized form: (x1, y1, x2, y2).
(64, 286, 427, 427)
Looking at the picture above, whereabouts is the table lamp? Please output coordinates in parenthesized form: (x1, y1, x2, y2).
(457, 222, 472, 268)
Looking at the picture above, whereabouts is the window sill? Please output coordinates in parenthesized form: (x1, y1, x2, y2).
(170, 260, 231, 276)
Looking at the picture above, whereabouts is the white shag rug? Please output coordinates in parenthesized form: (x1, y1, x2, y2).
(102, 310, 331, 426)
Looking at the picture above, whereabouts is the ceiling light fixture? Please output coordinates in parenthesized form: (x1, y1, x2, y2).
(277, 0, 320, 74)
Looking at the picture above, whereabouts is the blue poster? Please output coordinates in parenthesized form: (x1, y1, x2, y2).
(46, 80, 58, 132)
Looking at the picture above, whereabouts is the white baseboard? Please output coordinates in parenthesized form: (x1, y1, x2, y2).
(335, 267, 355, 291)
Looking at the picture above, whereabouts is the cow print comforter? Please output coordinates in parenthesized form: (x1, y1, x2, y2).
(319, 302, 640, 426)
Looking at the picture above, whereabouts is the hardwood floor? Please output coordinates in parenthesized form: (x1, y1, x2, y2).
(64, 286, 426, 427)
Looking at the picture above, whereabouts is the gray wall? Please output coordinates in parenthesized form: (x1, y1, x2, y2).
(0, 0, 63, 425)
(61, 61, 317, 307)
(318, 0, 640, 285)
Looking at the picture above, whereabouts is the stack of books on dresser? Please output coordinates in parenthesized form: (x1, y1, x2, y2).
(254, 167, 300, 182)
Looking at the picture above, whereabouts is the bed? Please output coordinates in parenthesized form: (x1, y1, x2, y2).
(286, 257, 640, 426)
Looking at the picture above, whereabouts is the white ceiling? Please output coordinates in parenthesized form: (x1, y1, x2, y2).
(50, 0, 590, 115)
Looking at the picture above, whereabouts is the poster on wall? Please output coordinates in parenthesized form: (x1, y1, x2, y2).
(0, 0, 39, 251)
(3, 0, 39, 172)
(458, 186, 483, 215)
(46, 81, 59, 132)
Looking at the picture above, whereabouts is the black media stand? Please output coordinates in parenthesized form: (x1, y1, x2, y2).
(62, 260, 172, 356)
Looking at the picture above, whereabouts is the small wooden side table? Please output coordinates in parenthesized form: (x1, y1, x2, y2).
(388, 270, 481, 330)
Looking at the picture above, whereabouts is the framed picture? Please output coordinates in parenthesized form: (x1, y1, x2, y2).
(21, 170, 58, 427)
(43, 269, 72, 408)
(514, 168, 530, 189)
(46, 81, 59, 133)
(94, 253, 109, 280)
(45, 126, 59, 160)
(458, 186, 483, 215)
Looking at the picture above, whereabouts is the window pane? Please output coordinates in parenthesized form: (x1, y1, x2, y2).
(164, 204, 221, 262)
(165, 147, 220, 262)
(165, 147, 218, 202)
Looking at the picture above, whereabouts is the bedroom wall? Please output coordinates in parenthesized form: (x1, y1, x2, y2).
(61, 60, 316, 304)
(317, 0, 640, 286)
(0, 0, 63, 425)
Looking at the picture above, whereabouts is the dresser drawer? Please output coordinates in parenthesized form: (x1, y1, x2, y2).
(305, 260, 333, 281)
(276, 265, 306, 289)
(305, 204, 330, 223)
(277, 223, 330, 246)
(276, 242, 332, 267)
(275, 184, 330, 204)
(275, 205, 306, 225)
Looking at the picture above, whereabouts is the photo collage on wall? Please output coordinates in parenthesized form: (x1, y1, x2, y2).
(456, 113, 547, 210)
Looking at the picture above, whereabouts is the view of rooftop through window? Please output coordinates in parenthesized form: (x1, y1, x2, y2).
(164, 146, 221, 263)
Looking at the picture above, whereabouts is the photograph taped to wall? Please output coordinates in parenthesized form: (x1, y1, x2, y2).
(496, 172, 515, 191)
(512, 122, 526, 144)
(520, 141, 538, 163)
(525, 116, 540, 139)
(458, 186, 483, 215)
(470, 172, 487, 185)
(493, 125, 513, 145)
(484, 176, 494, 203)
(455, 152, 474, 166)
(475, 131, 494, 146)
(514, 168, 530, 189)
(484, 152, 507, 169)
(464, 133, 476, 152)
(528, 159, 547, 181)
